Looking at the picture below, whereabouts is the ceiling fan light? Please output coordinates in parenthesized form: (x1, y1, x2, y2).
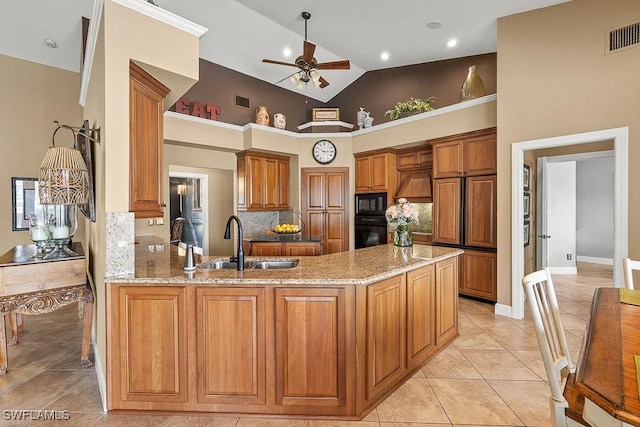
(290, 73, 301, 84)
(310, 70, 322, 88)
(296, 79, 305, 90)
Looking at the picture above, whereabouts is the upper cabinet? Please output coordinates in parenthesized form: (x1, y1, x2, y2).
(355, 151, 397, 193)
(431, 128, 496, 178)
(129, 62, 170, 219)
(237, 151, 290, 211)
(396, 147, 432, 171)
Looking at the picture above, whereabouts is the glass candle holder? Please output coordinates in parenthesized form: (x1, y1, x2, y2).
(27, 212, 51, 258)
(43, 204, 79, 259)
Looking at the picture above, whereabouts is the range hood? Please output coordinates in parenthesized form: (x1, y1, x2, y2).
(395, 171, 432, 202)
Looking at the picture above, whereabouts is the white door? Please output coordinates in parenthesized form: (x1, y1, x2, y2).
(539, 160, 577, 274)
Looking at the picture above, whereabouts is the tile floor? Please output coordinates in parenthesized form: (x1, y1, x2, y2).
(0, 262, 611, 426)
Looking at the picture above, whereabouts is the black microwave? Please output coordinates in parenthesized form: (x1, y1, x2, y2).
(355, 193, 388, 217)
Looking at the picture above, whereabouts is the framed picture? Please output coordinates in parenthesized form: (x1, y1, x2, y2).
(523, 192, 531, 218)
(312, 108, 340, 122)
(524, 220, 530, 247)
(11, 177, 40, 231)
(76, 120, 96, 222)
(523, 163, 531, 191)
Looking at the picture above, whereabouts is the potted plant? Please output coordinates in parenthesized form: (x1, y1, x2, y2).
(384, 96, 436, 120)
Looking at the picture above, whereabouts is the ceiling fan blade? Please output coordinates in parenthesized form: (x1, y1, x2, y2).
(302, 41, 316, 64)
(315, 60, 351, 70)
(262, 59, 298, 67)
(319, 76, 329, 88)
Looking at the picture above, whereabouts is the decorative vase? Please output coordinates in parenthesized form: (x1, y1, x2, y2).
(364, 115, 374, 128)
(393, 225, 413, 247)
(274, 113, 286, 129)
(357, 107, 367, 128)
(460, 65, 486, 102)
(255, 106, 269, 126)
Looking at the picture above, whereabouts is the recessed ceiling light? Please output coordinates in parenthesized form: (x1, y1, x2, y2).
(427, 21, 443, 30)
(44, 39, 57, 49)
(446, 39, 457, 48)
(283, 47, 292, 57)
(380, 52, 389, 61)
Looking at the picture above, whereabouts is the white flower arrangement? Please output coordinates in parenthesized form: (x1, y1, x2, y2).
(385, 198, 419, 227)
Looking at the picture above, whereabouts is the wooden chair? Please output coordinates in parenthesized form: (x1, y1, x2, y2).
(623, 258, 640, 290)
(522, 268, 586, 427)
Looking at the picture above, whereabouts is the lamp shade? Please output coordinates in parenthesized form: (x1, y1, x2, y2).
(39, 146, 89, 205)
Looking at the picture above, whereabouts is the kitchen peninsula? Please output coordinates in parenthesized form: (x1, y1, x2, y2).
(106, 238, 461, 418)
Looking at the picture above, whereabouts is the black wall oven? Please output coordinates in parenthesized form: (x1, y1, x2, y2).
(355, 193, 388, 249)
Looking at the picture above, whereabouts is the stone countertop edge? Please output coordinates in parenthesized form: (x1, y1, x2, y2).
(106, 236, 463, 286)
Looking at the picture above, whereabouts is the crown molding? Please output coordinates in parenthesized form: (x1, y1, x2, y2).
(111, 0, 207, 37)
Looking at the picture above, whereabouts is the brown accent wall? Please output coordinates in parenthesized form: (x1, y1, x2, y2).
(331, 54, 496, 128)
(172, 54, 496, 130)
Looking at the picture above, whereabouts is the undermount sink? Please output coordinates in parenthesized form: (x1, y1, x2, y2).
(200, 259, 299, 270)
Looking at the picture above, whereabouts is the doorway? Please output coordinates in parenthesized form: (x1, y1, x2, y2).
(169, 172, 208, 255)
(508, 127, 628, 320)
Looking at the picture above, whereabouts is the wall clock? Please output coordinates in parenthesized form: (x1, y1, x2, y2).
(312, 139, 337, 165)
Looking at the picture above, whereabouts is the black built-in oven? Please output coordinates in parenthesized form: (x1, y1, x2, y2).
(354, 193, 388, 249)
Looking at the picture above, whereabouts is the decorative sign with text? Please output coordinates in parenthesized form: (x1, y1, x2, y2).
(174, 98, 221, 121)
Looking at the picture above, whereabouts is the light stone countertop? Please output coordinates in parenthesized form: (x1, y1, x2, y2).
(106, 236, 463, 286)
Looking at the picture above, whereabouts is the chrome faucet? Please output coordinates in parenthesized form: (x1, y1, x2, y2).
(224, 215, 244, 271)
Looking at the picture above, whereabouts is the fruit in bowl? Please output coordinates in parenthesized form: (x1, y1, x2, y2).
(273, 223, 300, 234)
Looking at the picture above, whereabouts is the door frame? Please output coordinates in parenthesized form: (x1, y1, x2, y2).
(169, 171, 209, 255)
(508, 127, 628, 320)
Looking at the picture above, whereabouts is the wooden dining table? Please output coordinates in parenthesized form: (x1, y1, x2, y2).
(566, 287, 640, 427)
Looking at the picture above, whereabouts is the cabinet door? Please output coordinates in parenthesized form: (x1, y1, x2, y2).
(406, 265, 436, 370)
(129, 63, 169, 218)
(397, 149, 432, 170)
(432, 178, 462, 245)
(464, 134, 497, 176)
(247, 155, 265, 209)
(435, 257, 458, 346)
(275, 287, 349, 408)
(370, 153, 390, 191)
(196, 287, 266, 405)
(325, 210, 346, 255)
(355, 157, 372, 192)
(460, 250, 497, 301)
(278, 159, 290, 209)
(397, 152, 418, 169)
(250, 242, 283, 256)
(284, 242, 320, 256)
(263, 157, 279, 209)
(365, 275, 405, 401)
(115, 286, 188, 403)
(465, 175, 497, 248)
(432, 140, 463, 178)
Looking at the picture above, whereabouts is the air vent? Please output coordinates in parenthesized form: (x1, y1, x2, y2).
(606, 21, 640, 54)
(235, 95, 250, 109)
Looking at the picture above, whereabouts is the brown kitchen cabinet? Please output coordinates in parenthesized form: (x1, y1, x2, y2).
(460, 250, 497, 301)
(129, 62, 170, 219)
(406, 264, 436, 370)
(109, 285, 189, 407)
(395, 146, 432, 171)
(196, 287, 266, 405)
(248, 241, 321, 256)
(431, 128, 496, 178)
(354, 151, 397, 193)
(302, 168, 349, 254)
(435, 256, 459, 344)
(432, 178, 462, 246)
(465, 175, 497, 249)
(237, 151, 290, 211)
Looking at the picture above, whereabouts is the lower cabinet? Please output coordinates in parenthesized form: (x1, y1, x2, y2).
(249, 241, 321, 256)
(107, 255, 459, 417)
(459, 249, 497, 302)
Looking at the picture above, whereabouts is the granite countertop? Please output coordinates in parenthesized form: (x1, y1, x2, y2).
(246, 234, 322, 243)
(106, 236, 462, 286)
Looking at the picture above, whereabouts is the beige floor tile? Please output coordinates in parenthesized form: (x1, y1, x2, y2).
(309, 420, 379, 427)
(488, 379, 552, 426)
(452, 332, 503, 350)
(360, 409, 378, 423)
(161, 415, 239, 426)
(0, 411, 103, 427)
(459, 349, 539, 381)
(236, 418, 309, 427)
(92, 413, 170, 426)
(508, 350, 547, 381)
(376, 378, 449, 423)
(45, 373, 103, 413)
(422, 347, 482, 380)
(380, 423, 451, 427)
(428, 378, 523, 426)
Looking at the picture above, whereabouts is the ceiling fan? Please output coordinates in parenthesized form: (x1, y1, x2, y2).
(262, 11, 350, 89)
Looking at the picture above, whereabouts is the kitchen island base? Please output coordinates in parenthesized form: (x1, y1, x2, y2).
(106, 245, 459, 419)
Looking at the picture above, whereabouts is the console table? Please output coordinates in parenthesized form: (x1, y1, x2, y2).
(0, 243, 93, 374)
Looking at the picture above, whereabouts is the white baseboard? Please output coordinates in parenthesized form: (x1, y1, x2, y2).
(576, 256, 613, 266)
(548, 266, 578, 275)
(93, 341, 108, 413)
(495, 303, 516, 319)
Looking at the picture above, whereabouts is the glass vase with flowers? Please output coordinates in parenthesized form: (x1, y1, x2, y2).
(385, 198, 419, 247)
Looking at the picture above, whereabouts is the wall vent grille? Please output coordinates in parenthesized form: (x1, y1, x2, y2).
(235, 95, 250, 109)
(606, 21, 640, 54)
